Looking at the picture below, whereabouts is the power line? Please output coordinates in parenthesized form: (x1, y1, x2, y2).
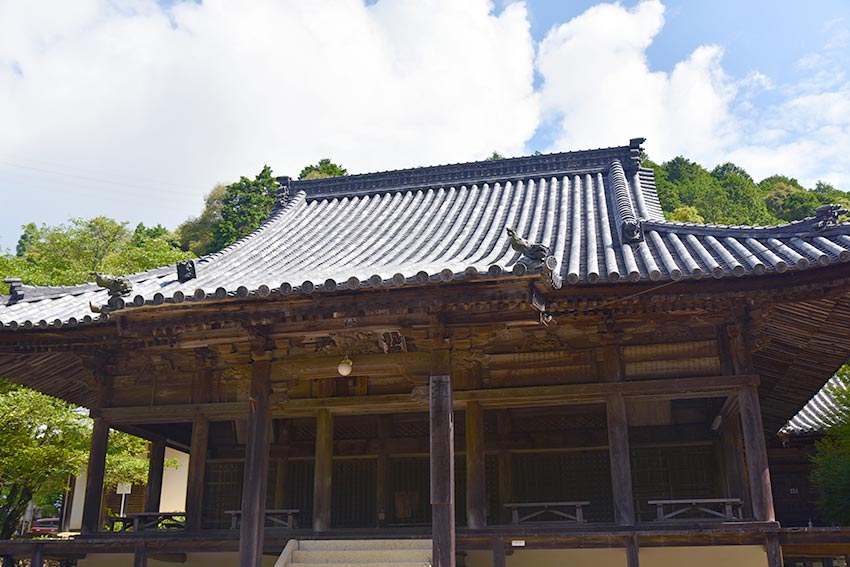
(0, 160, 199, 198)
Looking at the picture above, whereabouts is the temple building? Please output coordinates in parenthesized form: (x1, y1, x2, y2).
(1, 138, 850, 567)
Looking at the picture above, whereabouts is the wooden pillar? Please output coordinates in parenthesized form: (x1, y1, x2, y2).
(607, 393, 635, 526)
(430, 373, 455, 567)
(491, 540, 506, 567)
(739, 385, 775, 522)
(465, 401, 486, 529)
(185, 413, 209, 531)
(496, 411, 512, 525)
(376, 415, 392, 527)
(239, 353, 272, 567)
(144, 439, 167, 513)
(134, 542, 147, 567)
(273, 421, 291, 509)
(81, 417, 109, 534)
(765, 533, 782, 567)
(720, 407, 751, 514)
(626, 534, 639, 567)
(30, 544, 44, 567)
(313, 408, 334, 531)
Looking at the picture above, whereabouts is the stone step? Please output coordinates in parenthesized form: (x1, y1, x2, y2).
(292, 549, 431, 563)
(297, 539, 432, 551)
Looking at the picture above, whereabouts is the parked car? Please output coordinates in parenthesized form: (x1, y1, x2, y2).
(30, 517, 60, 534)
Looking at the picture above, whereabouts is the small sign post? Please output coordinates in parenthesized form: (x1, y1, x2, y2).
(117, 483, 132, 517)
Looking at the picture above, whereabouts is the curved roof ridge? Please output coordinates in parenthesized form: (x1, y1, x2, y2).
(294, 143, 638, 200)
(646, 215, 850, 237)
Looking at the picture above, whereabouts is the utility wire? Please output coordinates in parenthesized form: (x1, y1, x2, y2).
(0, 160, 198, 198)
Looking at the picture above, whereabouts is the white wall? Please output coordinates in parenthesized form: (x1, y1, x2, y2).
(67, 471, 87, 531)
(159, 447, 189, 512)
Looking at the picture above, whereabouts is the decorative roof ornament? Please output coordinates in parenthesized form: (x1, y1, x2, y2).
(621, 219, 644, 243)
(177, 260, 197, 283)
(629, 137, 646, 169)
(3, 278, 23, 302)
(91, 272, 132, 297)
(813, 204, 849, 230)
(506, 227, 550, 270)
(275, 176, 291, 209)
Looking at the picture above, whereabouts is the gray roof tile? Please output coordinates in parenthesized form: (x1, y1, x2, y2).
(3, 140, 850, 330)
(783, 375, 849, 433)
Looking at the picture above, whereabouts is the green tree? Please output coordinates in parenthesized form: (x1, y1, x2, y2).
(669, 206, 704, 223)
(769, 185, 824, 222)
(811, 365, 850, 525)
(485, 151, 505, 161)
(211, 166, 280, 251)
(130, 222, 170, 247)
(711, 162, 753, 183)
(3, 217, 192, 286)
(175, 185, 228, 256)
(15, 223, 39, 257)
(0, 380, 153, 538)
(298, 158, 347, 180)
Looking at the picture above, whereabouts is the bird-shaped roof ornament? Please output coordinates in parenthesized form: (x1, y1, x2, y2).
(506, 227, 550, 269)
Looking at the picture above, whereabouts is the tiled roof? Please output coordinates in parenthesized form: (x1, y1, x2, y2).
(783, 375, 849, 434)
(2, 138, 850, 330)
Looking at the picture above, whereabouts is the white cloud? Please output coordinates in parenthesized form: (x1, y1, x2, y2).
(0, 0, 539, 247)
(536, 0, 738, 164)
(3, 0, 850, 251)
(536, 0, 850, 192)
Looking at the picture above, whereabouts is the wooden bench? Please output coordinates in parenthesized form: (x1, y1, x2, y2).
(648, 498, 743, 521)
(224, 509, 300, 530)
(504, 501, 590, 525)
(127, 512, 186, 531)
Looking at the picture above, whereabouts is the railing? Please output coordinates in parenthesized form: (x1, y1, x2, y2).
(648, 498, 743, 521)
(504, 501, 591, 525)
(107, 512, 186, 532)
(224, 509, 301, 530)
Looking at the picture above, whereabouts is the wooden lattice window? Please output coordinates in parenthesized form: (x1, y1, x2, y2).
(332, 459, 376, 528)
(511, 450, 614, 523)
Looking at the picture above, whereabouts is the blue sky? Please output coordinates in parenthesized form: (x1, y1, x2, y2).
(2, 0, 850, 251)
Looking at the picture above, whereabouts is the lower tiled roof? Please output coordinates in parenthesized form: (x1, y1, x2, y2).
(783, 375, 849, 434)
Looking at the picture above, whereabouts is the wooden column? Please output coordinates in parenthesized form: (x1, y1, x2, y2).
(491, 540, 506, 567)
(144, 439, 166, 513)
(239, 353, 273, 567)
(30, 544, 44, 567)
(430, 373, 455, 567)
(496, 411, 512, 525)
(739, 385, 775, 522)
(720, 408, 750, 513)
(606, 393, 635, 526)
(376, 415, 392, 527)
(313, 408, 334, 531)
(273, 421, 291, 509)
(765, 533, 782, 567)
(626, 534, 639, 567)
(81, 417, 109, 534)
(185, 413, 209, 531)
(134, 543, 147, 567)
(465, 401, 486, 529)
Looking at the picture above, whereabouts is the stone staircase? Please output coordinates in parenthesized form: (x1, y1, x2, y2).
(275, 538, 432, 567)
